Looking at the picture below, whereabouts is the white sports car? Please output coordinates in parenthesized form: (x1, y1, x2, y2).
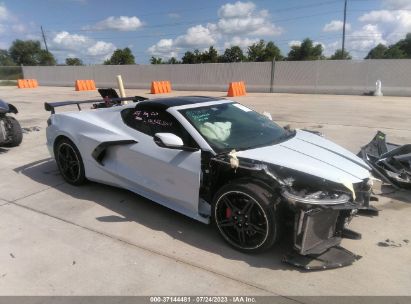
(45, 95, 376, 270)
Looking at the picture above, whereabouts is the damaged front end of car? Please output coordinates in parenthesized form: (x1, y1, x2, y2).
(204, 152, 377, 270)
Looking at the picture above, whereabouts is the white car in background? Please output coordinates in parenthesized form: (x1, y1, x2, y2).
(45, 95, 376, 270)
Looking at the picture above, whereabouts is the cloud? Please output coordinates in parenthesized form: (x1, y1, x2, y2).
(0, 3, 28, 36)
(11, 24, 26, 33)
(217, 13, 282, 36)
(50, 31, 116, 62)
(52, 31, 88, 50)
(358, 8, 411, 43)
(174, 25, 217, 48)
(86, 16, 143, 31)
(218, 1, 256, 18)
(87, 41, 116, 56)
(323, 20, 351, 32)
(383, 0, 411, 9)
(148, 1, 283, 59)
(288, 40, 301, 47)
(168, 13, 180, 19)
(223, 36, 259, 50)
(147, 39, 178, 58)
(323, 41, 340, 56)
(216, 2, 282, 36)
(359, 10, 398, 23)
(347, 24, 386, 52)
(0, 3, 10, 21)
(148, 25, 217, 58)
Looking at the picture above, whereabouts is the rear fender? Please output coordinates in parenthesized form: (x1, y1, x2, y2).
(0, 100, 18, 114)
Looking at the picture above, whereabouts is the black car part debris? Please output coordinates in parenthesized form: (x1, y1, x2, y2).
(0, 99, 23, 147)
(358, 131, 411, 189)
(283, 246, 361, 270)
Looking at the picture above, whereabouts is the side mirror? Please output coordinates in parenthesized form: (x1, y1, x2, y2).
(154, 133, 199, 151)
(153, 133, 186, 150)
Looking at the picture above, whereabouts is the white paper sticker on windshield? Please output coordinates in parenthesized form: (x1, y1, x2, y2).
(233, 104, 252, 112)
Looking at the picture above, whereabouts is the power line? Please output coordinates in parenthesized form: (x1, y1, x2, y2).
(39, 0, 341, 27)
(44, 9, 342, 41)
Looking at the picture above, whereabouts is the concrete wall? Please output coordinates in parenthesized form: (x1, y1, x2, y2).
(22, 59, 411, 96)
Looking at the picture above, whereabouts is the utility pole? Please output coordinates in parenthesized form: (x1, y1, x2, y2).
(341, 0, 347, 59)
(41, 26, 49, 52)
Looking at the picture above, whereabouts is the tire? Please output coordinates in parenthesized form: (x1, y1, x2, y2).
(55, 138, 87, 185)
(212, 181, 279, 253)
(4, 116, 22, 147)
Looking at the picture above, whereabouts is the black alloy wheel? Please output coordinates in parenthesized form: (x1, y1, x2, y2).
(213, 182, 278, 252)
(55, 139, 86, 185)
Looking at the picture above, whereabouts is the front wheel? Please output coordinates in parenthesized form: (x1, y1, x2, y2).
(212, 181, 279, 253)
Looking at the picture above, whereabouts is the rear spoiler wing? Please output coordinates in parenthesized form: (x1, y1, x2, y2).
(44, 96, 148, 114)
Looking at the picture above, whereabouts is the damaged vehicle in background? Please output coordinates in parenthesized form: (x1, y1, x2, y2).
(44, 96, 377, 270)
(358, 131, 411, 189)
(0, 99, 22, 147)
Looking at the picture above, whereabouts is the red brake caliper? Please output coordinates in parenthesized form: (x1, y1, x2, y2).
(226, 207, 232, 218)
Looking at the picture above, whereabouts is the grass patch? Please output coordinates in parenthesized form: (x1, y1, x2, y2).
(0, 80, 17, 86)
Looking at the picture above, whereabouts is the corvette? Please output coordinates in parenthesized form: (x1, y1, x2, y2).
(45, 95, 376, 270)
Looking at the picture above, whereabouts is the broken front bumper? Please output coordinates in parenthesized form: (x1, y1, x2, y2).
(280, 187, 372, 270)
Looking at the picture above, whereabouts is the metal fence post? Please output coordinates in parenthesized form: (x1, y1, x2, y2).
(315, 60, 320, 94)
(270, 58, 275, 93)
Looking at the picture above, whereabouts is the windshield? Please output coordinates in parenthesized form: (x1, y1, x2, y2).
(179, 103, 292, 153)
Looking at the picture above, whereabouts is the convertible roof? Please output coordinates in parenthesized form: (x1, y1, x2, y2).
(136, 96, 224, 110)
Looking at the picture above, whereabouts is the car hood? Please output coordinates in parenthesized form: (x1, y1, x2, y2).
(236, 130, 371, 184)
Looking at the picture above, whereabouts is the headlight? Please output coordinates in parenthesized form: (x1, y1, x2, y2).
(282, 189, 350, 205)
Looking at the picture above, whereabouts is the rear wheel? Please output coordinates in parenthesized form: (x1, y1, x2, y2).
(212, 181, 279, 253)
(55, 138, 87, 185)
(4, 116, 22, 147)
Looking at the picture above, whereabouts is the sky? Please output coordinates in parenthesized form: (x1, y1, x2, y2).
(1, 0, 411, 64)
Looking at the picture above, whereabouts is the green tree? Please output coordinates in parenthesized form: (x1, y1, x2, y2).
(181, 51, 197, 64)
(9, 39, 56, 65)
(247, 40, 266, 61)
(384, 45, 406, 59)
(264, 41, 283, 61)
(65, 57, 83, 66)
(166, 57, 180, 64)
(220, 46, 245, 62)
(150, 56, 163, 64)
(38, 50, 56, 65)
(287, 38, 324, 61)
(200, 46, 218, 63)
(329, 49, 352, 60)
(0, 50, 15, 66)
(364, 35, 411, 59)
(247, 40, 282, 62)
(392, 33, 411, 58)
(365, 44, 388, 59)
(104, 47, 135, 65)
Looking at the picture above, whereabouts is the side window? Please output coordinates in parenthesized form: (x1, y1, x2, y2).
(121, 106, 198, 148)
